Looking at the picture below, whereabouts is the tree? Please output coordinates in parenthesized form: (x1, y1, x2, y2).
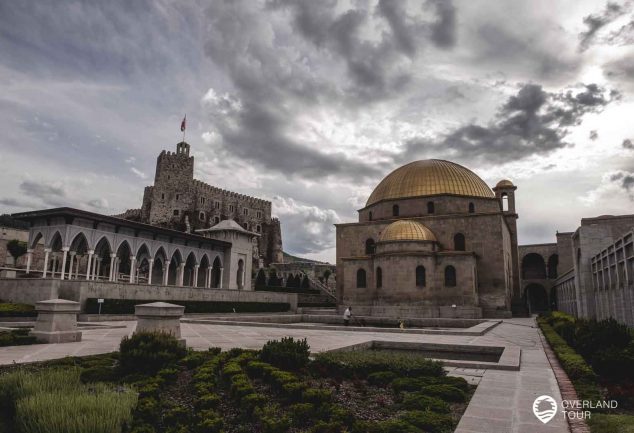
(7, 240, 27, 260)
(255, 268, 267, 289)
(301, 275, 310, 289)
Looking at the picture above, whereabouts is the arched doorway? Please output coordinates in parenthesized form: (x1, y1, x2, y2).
(153, 247, 168, 285)
(183, 252, 197, 287)
(168, 250, 183, 286)
(198, 255, 210, 288)
(94, 237, 112, 281)
(525, 284, 549, 314)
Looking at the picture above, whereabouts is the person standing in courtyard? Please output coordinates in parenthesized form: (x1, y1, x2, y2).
(343, 306, 352, 326)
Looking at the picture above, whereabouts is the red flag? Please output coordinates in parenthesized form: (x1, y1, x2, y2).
(180, 115, 186, 132)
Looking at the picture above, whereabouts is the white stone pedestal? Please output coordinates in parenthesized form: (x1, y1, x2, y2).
(30, 299, 82, 343)
(134, 302, 185, 345)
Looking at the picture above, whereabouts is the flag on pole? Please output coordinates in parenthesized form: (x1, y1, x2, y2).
(180, 115, 186, 132)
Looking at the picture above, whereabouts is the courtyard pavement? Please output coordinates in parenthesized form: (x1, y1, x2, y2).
(0, 317, 569, 433)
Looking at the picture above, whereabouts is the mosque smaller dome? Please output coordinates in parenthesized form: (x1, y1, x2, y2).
(496, 179, 514, 188)
(379, 220, 437, 242)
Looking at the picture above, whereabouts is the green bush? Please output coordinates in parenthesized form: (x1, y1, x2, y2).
(420, 384, 466, 403)
(400, 393, 450, 413)
(391, 377, 432, 393)
(575, 318, 631, 359)
(119, 332, 187, 376)
(314, 350, 444, 379)
(0, 329, 38, 347)
(399, 410, 454, 433)
(352, 419, 421, 433)
(591, 346, 634, 382)
(302, 388, 332, 405)
(196, 414, 223, 433)
(80, 366, 117, 383)
(196, 394, 221, 411)
(260, 337, 310, 371)
(368, 371, 397, 387)
(0, 302, 36, 317)
(310, 420, 347, 433)
(85, 298, 290, 314)
(552, 320, 576, 346)
(289, 402, 315, 426)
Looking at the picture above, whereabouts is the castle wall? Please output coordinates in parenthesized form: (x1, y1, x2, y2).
(136, 142, 283, 265)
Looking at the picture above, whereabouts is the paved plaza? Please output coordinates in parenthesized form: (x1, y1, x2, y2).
(0, 317, 569, 433)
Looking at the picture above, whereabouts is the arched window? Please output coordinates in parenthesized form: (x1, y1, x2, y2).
(444, 266, 456, 287)
(368, 211, 373, 221)
(427, 201, 435, 214)
(392, 204, 399, 217)
(416, 266, 426, 287)
(376, 267, 383, 288)
(522, 253, 546, 279)
(365, 239, 376, 255)
(356, 269, 367, 288)
(468, 202, 475, 213)
(501, 193, 509, 212)
(454, 233, 465, 251)
(214, 216, 220, 224)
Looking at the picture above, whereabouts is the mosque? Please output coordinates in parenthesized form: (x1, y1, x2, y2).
(335, 159, 520, 319)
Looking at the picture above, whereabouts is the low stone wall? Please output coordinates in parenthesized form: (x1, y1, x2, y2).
(0, 279, 298, 312)
(338, 304, 483, 319)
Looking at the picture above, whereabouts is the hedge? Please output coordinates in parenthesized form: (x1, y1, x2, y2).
(538, 318, 602, 402)
(84, 298, 290, 315)
(0, 329, 38, 347)
(0, 302, 36, 318)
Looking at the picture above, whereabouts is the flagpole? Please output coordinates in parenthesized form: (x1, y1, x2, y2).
(182, 114, 186, 143)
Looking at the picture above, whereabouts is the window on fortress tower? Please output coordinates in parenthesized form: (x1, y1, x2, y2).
(173, 210, 180, 216)
(427, 202, 435, 214)
(176, 194, 180, 200)
(200, 197, 205, 204)
(243, 223, 248, 230)
(244, 209, 248, 216)
(501, 193, 509, 211)
(256, 225, 261, 233)
(214, 216, 220, 224)
(468, 202, 475, 213)
(229, 205, 234, 212)
(257, 211, 262, 218)
(199, 212, 205, 221)
(365, 239, 376, 255)
(356, 269, 367, 288)
(416, 266, 426, 287)
(216, 202, 220, 209)
(454, 233, 465, 251)
(376, 267, 383, 288)
(161, 193, 165, 200)
(444, 266, 456, 287)
(368, 212, 373, 221)
(392, 204, 399, 217)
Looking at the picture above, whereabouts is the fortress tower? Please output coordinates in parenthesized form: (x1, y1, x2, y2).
(129, 141, 283, 266)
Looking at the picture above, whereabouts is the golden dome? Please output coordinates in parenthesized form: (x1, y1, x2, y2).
(496, 179, 514, 188)
(379, 220, 437, 242)
(366, 160, 494, 206)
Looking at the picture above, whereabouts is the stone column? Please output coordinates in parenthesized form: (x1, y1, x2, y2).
(108, 254, 116, 281)
(178, 264, 185, 286)
(26, 249, 33, 274)
(30, 299, 82, 343)
(75, 257, 80, 279)
(85, 250, 94, 280)
(219, 267, 224, 289)
(193, 265, 199, 287)
(134, 302, 185, 346)
(60, 247, 69, 280)
(42, 248, 51, 278)
(147, 259, 154, 285)
(206, 266, 212, 288)
(129, 256, 137, 283)
(68, 252, 76, 279)
(91, 256, 99, 280)
(163, 265, 169, 286)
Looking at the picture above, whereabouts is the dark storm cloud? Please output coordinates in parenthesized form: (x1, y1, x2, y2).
(399, 83, 616, 165)
(590, 130, 599, 140)
(201, 0, 458, 181)
(609, 171, 634, 194)
(579, 2, 628, 50)
(623, 138, 634, 149)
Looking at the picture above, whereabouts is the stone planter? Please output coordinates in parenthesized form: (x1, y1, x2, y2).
(30, 298, 82, 343)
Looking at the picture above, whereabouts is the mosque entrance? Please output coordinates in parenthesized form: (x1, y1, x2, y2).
(525, 284, 549, 314)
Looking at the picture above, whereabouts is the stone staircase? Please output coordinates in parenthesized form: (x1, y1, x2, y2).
(306, 274, 336, 302)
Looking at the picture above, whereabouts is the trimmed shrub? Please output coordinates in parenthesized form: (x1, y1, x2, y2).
(0, 302, 36, 317)
(0, 329, 38, 347)
(400, 393, 450, 413)
(421, 384, 466, 403)
(310, 420, 346, 433)
(399, 410, 454, 432)
(352, 419, 420, 433)
(80, 366, 117, 383)
(368, 371, 397, 387)
(119, 331, 187, 376)
(260, 337, 310, 371)
(575, 318, 631, 359)
(85, 298, 290, 315)
(289, 402, 315, 426)
(314, 350, 444, 379)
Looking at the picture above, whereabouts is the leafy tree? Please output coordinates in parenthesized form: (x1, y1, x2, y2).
(255, 269, 267, 288)
(7, 240, 27, 260)
(301, 275, 310, 289)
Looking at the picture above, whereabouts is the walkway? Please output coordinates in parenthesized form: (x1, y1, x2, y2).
(0, 317, 568, 433)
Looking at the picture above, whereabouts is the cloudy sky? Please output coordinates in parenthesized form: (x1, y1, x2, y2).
(1, 0, 634, 262)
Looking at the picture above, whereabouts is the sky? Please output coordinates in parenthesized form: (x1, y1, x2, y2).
(1, 0, 634, 263)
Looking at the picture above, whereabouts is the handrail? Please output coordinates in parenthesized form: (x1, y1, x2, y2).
(306, 274, 336, 301)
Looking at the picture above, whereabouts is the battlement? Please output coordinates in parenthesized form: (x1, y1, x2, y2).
(192, 179, 271, 207)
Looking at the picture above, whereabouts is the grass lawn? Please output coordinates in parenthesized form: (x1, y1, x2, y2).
(589, 414, 634, 433)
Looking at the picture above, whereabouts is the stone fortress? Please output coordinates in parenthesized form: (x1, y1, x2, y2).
(336, 160, 521, 319)
(120, 141, 283, 267)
